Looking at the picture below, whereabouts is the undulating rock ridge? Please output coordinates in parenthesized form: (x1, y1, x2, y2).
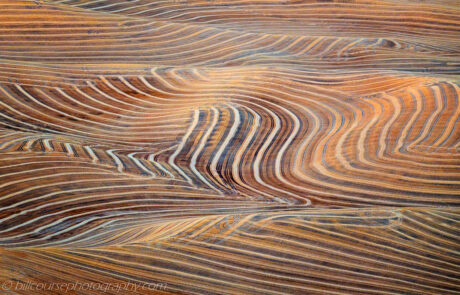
(0, 0, 459, 294)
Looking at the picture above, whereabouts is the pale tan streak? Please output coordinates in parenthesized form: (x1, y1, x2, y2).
(208, 105, 240, 191)
(234, 105, 281, 201)
(408, 85, 444, 149)
(168, 109, 200, 186)
(431, 83, 460, 148)
(395, 88, 422, 150)
(189, 107, 223, 194)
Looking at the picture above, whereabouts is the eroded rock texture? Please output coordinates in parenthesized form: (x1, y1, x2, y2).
(0, 1, 459, 294)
